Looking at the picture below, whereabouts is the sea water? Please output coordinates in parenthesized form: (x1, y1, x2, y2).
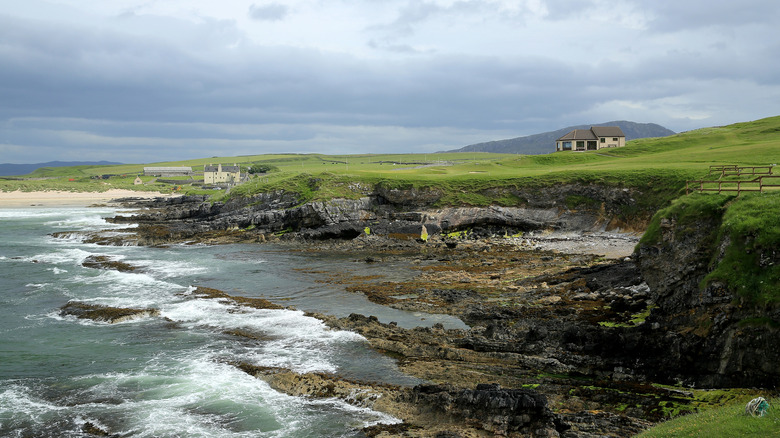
(0, 207, 466, 437)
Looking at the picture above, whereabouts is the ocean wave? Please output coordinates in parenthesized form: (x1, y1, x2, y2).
(131, 258, 209, 278)
(161, 299, 366, 375)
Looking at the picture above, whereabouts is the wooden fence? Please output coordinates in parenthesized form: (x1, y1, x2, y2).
(708, 164, 775, 177)
(687, 174, 780, 195)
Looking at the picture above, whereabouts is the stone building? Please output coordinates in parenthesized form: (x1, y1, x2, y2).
(204, 163, 241, 184)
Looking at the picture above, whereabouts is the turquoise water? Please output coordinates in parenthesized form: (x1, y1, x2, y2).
(0, 207, 464, 437)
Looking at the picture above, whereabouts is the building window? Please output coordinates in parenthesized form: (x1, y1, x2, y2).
(587, 141, 597, 150)
(576, 141, 585, 151)
(600, 138, 605, 143)
(613, 137, 618, 141)
(562, 141, 572, 150)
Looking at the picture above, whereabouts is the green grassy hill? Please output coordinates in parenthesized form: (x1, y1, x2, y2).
(2, 115, 779, 199)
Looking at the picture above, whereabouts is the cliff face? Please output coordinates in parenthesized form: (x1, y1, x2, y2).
(635, 195, 780, 387)
(112, 183, 648, 244)
(110, 188, 780, 389)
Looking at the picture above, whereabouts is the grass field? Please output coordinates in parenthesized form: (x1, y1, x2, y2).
(3, 116, 779, 196)
(637, 396, 780, 438)
(95, 116, 780, 177)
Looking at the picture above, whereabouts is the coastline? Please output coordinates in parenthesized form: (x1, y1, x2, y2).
(0, 189, 178, 208)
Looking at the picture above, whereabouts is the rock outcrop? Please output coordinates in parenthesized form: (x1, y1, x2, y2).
(51, 185, 779, 435)
(106, 183, 649, 246)
(635, 204, 780, 388)
(60, 301, 160, 324)
(82, 255, 138, 273)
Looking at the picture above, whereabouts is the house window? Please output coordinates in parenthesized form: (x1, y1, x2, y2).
(612, 137, 618, 141)
(587, 141, 597, 150)
(600, 138, 605, 143)
(562, 141, 572, 150)
(576, 141, 585, 151)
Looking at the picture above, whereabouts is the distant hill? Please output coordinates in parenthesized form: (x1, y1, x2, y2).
(0, 161, 122, 176)
(447, 121, 676, 155)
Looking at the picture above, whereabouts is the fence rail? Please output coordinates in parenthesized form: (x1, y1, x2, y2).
(687, 174, 780, 195)
(708, 164, 738, 174)
(708, 164, 775, 177)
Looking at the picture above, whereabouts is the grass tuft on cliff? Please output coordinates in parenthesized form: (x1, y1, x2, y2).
(640, 192, 780, 305)
(638, 194, 735, 247)
(705, 192, 780, 304)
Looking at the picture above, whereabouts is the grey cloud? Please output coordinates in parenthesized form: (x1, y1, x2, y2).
(539, 0, 598, 20)
(248, 3, 289, 21)
(2, 1, 779, 163)
(640, 0, 780, 32)
(367, 1, 497, 43)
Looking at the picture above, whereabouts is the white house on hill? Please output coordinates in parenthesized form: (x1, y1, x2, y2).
(204, 163, 240, 184)
(556, 126, 626, 152)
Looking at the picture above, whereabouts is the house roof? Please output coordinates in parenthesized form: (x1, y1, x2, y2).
(557, 126, 625, 141)
(591, 126, 625, 138)
(204, 165, 240, 173)
(557, 129, 597, 141)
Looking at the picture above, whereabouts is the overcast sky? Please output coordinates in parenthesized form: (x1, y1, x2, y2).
(2, 0, 779, 163)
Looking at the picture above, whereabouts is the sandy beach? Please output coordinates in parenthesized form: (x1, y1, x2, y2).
(0, 189, 179, 208)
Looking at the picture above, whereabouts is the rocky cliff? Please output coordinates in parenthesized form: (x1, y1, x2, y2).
(59, 187, 780, 436)
(105, 188, 780, 391)
(634, 194, 780, 387)
(109, 183, 649, 245)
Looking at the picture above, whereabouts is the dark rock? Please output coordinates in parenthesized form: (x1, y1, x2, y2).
(60, 301, 159, 323)
(405, 383, 565, 436)
(635, 210, 780, 387)
(190, 286, 283, 310)
(92, 183, 656, 247)
(82, 255, 138, 273)
(81, 421, 117, 437)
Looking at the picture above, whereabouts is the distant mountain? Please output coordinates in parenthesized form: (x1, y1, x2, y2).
(0, 161, 122, 177)
(447, 121, 676, 155)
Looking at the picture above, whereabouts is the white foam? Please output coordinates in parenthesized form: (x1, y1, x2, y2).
(46, 214, 111, 230)
(25, 283, 50, 289)
(27, 248, 93, 266)
(0, 208, 96, 219)
(308, 398, 401, 428)
(67, 355, 304, 437)
(131, 258, 209, 279)
(161, 299, 365, 374)
(65, 270, 185, 309)
(0, 385, 67, 429)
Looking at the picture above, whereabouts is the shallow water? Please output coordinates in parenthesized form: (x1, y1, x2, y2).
(0, 206, 463, 437)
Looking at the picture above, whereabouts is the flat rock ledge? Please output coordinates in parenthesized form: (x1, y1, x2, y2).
(233, 363, 567, 437)
(81, 255, 139, 273)
(60, 301, 160, 324)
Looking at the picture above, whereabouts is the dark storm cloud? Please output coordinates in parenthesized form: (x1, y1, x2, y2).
(0, 9, 590, 133)
(1, 0, 780, 163)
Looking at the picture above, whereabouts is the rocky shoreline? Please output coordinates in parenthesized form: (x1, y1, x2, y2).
(53, 191, 779, 437)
